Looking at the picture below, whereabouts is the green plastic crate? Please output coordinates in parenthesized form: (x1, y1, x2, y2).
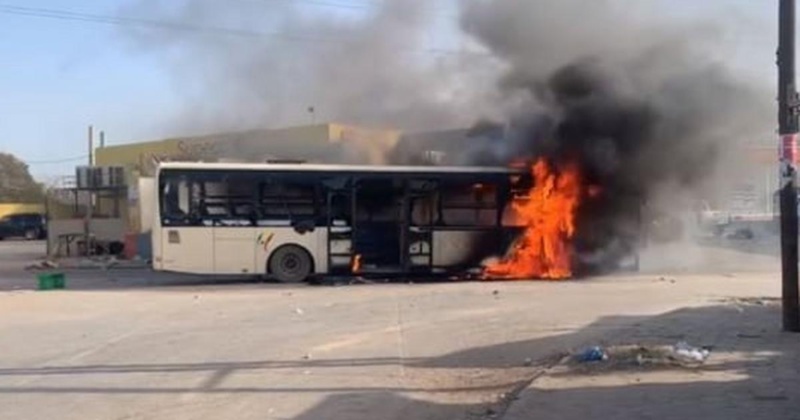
(37, 273, 65, 291)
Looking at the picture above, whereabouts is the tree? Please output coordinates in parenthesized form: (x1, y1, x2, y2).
(0, 153, 44, 203)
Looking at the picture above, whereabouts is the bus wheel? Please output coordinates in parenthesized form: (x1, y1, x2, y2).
(269, 245, 312, 283)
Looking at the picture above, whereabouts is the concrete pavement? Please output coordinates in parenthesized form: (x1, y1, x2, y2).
(0, 270, 784, 419)
(0, 238, 792, 419)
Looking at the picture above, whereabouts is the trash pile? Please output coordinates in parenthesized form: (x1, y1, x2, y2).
(672, 341, 711, 363)
(24, 259, 59, 270)
(578, 346, 608, 362)
(570, 341, 712, 371)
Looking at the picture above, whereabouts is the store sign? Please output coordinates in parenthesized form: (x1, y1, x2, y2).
(134, 140, 219, 176)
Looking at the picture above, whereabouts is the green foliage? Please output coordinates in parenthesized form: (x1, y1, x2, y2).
(0, 153, 44, 203)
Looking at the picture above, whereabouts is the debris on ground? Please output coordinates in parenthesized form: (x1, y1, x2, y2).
(349, 277, 376, 285)
(563, 343, 714, 374)
(25, 256, 149, 271)
(577, 346, 608, 362)
(294, 307, 305, 315)
(726, 228, 754, 240)
(719, 297, 779, 307)
(25, 260, 58, 270)
(672, 341, 711, 363)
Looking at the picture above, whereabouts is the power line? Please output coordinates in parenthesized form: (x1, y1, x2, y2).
(241, 0, 458, 17)
(0, 4, 305, 40)
(0, 3, 478, 57)
(242, 0, 383, 11)
(25, 155, 89, 165)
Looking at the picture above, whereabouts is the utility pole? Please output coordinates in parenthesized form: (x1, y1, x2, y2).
(85, 125, 95, 257)
(88, 125, 94, 166)
(778, 0, 800, 332)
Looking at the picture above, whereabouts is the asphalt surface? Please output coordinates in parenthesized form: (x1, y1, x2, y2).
(0, 238, 786, 419)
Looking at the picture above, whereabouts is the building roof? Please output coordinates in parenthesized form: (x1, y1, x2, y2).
(157, 161, 518, 174)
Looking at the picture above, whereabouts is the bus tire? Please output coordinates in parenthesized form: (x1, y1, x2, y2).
(269, 245, 313, 283)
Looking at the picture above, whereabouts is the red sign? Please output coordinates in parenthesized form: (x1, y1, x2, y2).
(782, 134, 798, 163)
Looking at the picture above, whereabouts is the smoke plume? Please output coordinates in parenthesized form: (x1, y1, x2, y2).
(458, 0, 773, 272)
(124, 0, 773, 272)
(120, 0, 500, 133)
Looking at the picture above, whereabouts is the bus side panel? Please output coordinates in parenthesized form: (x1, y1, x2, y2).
(256, 228, 327, 275)
(161, 228, 215, 274)
(213, 228, 257, 275)
(432, 231, 490, 267)
(151, 175, 163, 271)
(152, 222, 163, 271)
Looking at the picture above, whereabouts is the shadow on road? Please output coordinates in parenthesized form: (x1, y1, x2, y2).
(294, 302, 794, 420)
(0, 300, 793, 419)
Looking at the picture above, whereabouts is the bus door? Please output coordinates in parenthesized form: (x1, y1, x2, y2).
(326, 184, 355, 274)
(353, 178, 403, 271)
(211, 174, 257, 275)
(405, 179, 436, 271)
(159, 176, 214, 274)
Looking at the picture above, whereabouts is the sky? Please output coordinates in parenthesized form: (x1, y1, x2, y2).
(0, 0, 778, 180)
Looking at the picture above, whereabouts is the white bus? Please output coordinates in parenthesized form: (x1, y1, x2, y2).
(152, 162, 526, 282)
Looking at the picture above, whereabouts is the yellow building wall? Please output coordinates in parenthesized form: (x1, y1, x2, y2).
(329, 123, 401, 164)
(46, 202, 80, 220)
(94, 124, 401, 173)
(218, 125, 333, 162)
(0, 203, 45, 219)
(95, 137, 206, 233)
(91, 124, 403, 232)
(95, 138, 185, 178)
(268, 124, 332, 143)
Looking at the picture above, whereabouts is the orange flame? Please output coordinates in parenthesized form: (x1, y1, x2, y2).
(485, 158, 587, 280)
(351, 254, 362, 273)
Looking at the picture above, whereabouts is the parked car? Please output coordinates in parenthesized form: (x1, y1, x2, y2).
(0, 213, 47, 240)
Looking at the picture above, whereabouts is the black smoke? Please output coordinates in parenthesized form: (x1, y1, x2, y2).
(458, 0, 773, 273)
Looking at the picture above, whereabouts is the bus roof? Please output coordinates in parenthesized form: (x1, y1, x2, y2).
(157, 161, 521, 175)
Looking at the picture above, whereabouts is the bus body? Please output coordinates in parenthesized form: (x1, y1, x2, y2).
(152, 162, 527, 282)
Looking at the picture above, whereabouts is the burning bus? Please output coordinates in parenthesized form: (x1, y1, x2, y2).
(151, 161, 537, 282)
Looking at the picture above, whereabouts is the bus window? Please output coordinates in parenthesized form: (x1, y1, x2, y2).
(258, 177, 317, 223)
(411, 195, 435, 226)
(439, 181, 498, 227)
(409, 179, 437, 227)
(355, 179, 402, 224)
(160, 176, 191, 225)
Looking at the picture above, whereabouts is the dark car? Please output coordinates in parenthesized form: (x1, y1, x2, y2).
(0, 213, 47, 240)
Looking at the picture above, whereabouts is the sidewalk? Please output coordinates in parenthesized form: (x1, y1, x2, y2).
(502, 299, 799, 420)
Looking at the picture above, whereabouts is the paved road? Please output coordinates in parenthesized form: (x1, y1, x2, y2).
(0, 239, 44, 264)
(0, 272, 781, 419)
(0, 241, 235, 291)
(0, 240, 46, 287)
(0, 238, 786, 419)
